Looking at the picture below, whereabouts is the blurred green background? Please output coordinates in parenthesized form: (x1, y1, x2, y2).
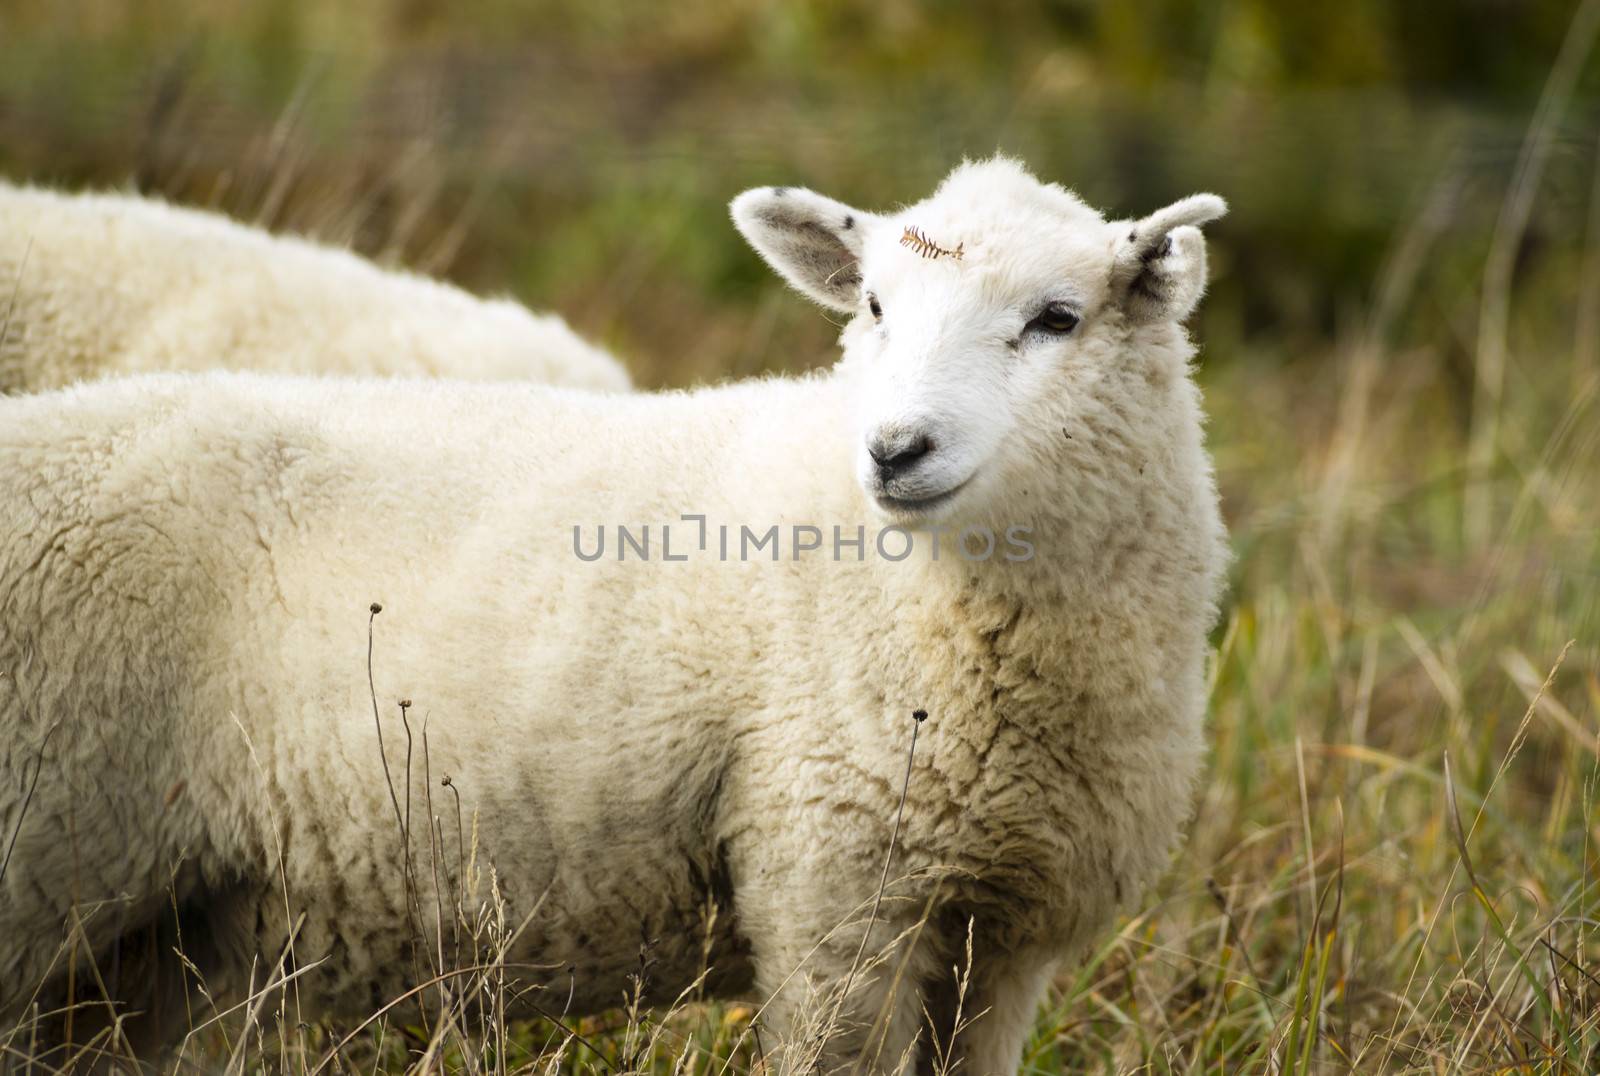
(3, 0, 1597, 388)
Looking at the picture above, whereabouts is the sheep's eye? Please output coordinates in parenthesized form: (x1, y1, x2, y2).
(1028, 303, 1080, 335)
(867, 293, 883, 321)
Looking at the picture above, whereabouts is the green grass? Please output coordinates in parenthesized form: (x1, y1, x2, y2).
(1, 2, 1597, 1071)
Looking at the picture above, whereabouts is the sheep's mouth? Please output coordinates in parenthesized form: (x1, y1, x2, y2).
(872, 476, 972, 518)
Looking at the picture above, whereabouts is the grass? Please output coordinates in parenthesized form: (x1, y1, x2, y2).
(1, 2, 1598, 1071)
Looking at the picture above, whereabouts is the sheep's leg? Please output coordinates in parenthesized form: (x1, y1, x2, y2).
(752, 936, 935, 1075)
(741, 880, 943, 1075)
(918, 944, 1057, 1076)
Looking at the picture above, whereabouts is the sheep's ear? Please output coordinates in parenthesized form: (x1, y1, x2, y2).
(731, 186, 878, 313)
(1109, 194, 1227, 323)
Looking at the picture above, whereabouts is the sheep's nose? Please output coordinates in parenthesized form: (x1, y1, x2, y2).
(867, 429, 933, 476)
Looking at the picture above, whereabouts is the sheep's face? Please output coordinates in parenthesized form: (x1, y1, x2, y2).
(732, 158, 1225, 524)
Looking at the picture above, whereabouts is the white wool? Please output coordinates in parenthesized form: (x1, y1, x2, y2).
(0, 158, 1227, 1073)
(0, 182, 631, 392)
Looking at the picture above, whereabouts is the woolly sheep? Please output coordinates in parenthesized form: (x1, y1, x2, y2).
(0, 158, 1227, 1072)
(0, 182, 631, 392)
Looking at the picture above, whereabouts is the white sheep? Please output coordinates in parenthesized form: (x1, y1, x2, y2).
(0, 157, 1227, 1073)
(0, 181, 631, 392)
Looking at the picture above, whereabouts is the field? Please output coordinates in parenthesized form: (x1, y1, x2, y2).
(1, 1, 1598, 1072)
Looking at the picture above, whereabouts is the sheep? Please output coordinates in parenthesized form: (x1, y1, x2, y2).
(0, 181, 631, 393)
(0, 157, 1227, 1072)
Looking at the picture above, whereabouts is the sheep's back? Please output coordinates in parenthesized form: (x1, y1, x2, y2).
(0, 184, 631, 392)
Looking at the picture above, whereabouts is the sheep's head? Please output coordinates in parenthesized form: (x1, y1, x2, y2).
(731, 158, 1226, 525)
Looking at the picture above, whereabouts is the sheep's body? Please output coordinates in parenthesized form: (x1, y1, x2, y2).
(0, 160, 1226, 1073)
(0, 183, 631, 392)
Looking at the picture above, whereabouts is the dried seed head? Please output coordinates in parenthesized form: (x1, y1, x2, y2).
(900, 226, 964, 261)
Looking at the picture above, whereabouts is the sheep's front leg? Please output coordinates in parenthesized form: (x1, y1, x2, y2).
(919, 946, 1057, 1076)
(739, 869, 943, 1075)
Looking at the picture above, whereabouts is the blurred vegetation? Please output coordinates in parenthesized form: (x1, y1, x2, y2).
(3, 0, 1598, 386)
(2, 1, 1599, 1071)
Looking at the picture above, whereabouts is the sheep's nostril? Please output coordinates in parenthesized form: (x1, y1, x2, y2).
(868, 432, 933, 474)
(893, 434, 931, 466)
